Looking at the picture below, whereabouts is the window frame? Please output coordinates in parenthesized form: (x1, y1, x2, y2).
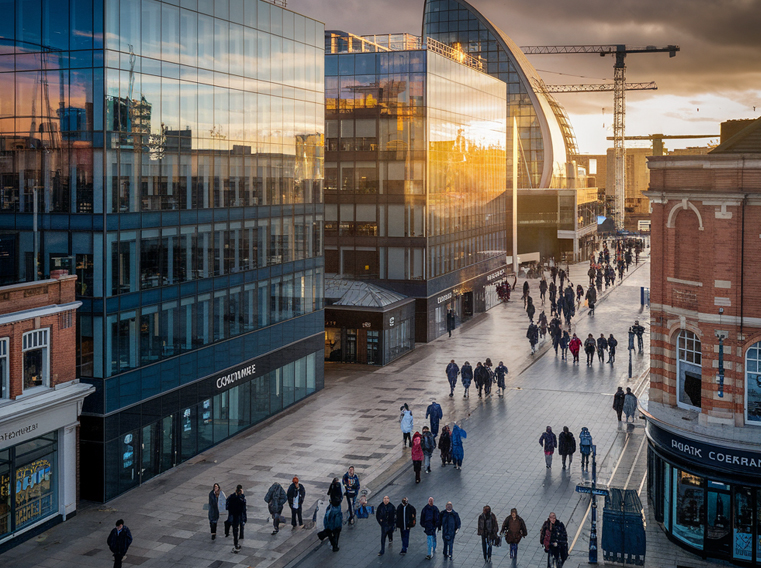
(0, 337, 8, 399)
(21, 328, 51, 392)
(676, 330, 702, 411)
(744, 341, 761, 427)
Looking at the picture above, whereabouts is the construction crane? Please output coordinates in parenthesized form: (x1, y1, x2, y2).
(605, 133, 718, 156)
(541, 81, 657, 94)
(521, 44, 679, 230)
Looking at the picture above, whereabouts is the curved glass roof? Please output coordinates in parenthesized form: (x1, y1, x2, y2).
(324, 278, 409, 308)
(422, 0, 574, 188)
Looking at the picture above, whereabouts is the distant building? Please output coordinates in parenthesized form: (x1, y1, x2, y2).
(644, 117, 761, 565)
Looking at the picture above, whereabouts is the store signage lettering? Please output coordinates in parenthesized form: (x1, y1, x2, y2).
(389, 317, 395, 327)
(487, 269, 505, 282)
(437, 292, 452, 304)
(0, 423, 38, 442)
(215, 364, 256, 390)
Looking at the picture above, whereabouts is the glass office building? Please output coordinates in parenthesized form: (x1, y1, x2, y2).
(422, 0, 574, 189)
(325, 32, 506, 342)
(0, 0, 325, 501)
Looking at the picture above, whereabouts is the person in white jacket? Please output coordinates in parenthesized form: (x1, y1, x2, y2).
(400, 404, 414, 447)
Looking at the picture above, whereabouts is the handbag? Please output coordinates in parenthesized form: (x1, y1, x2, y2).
(493, 535, 502, 547)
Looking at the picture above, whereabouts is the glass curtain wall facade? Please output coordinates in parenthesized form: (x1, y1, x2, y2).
(422, 0, 570, 189)
(0, 0, 325, 501)
(325, 32, 506, 342)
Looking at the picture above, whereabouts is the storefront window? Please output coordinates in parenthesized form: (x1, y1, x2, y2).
(13, 433, 58, 533)
(180, 406, 196, 462)
(745, 341, 761, 425)
(663, 462, 671, 530)
(0, 338, 8, 399)
(706, 480, 731, 554)
(757, 489, 761, 560)
(0, 449, 10, 539)
(198, 399, 213, 452)
(733, 486, 754, 561)
(22, 329, 50, 390)
(673, 469, 705, 550)
(677, 330, 702, 410)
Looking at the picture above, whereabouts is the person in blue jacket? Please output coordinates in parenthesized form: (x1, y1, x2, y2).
(460, 362, 473, 398)
(450, 423, 467, 470)
(426, 399, 443, 440)
(494, 361, 508, 397)
(420, 497, 440, 559)
(438, 501, 461, 560)
(317, 502, 344, 552)
(445, 360, 459, 397)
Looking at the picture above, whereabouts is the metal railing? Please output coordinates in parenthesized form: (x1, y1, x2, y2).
(426, 37, 483, 71)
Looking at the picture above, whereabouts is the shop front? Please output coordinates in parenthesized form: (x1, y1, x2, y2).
(0, 382, 93, 549)
(646, 420, 761, 565)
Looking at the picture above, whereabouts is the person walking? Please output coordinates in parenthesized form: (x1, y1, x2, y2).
(539, 277, 548, 303)
(502, 508, 528, 560)
(327, 477, 343, 507)
(538, 311, 548, 339)
(264, 481, 287, 535)
(613, 387, 626, 421)
(561, 330, 571, 361)
(540, 512, 568, 568)
(226, 485, 247, 553)
(495, 361, 508, 396)
(632, 320, 645, 353)
(569, 333, 581, 362)
(396, 497, 416, 555)
(439, 501, 461, 560)
(438, 424, 452, 466)
(421, 497, 440, 559)
(451, 422, 467, 469)
(550, 317, 561, 355)
(579, 427, 593, 471)
(597, 333, 608, 364)
(400, 404, 414, 447)
(421, 426, 435, 474)
(461, 361, 473, 398)
(477, 505, 499, 562)
(342, 466, 360, 523)
(445, 360, 459, 397)
(539, 426, 557, 469)
(522, 281, 530, 308)
(527, 321, 539, 354)
(474, 362, 487, 397)
(411, 431, 424, 483)
(584, 334, 596, 366)
(208, 483, 226, 540)
(623, 387, 638, 422)
(526, 296, 536, 322)
(376, 495, 396, 555)
(558, 427, 576, 470)
(287, 477, 306, 530)
(608, 333, 618, 363)
(107, 519, 133, 568)
(426, 399, 443, 440)
(447, 309, 455, 337)
(585, 285, 597, 316)
(318, 500, 344, 552)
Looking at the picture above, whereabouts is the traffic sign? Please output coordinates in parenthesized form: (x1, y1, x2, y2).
(576, 485, 609, 496)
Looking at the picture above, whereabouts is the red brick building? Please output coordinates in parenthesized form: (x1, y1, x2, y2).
(0, 275, 93, 550)
(642, 118, 761, 565)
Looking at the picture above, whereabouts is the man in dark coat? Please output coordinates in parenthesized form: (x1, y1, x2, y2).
(226, 485, 247, 552)
(474, 362, 489, 397)
(445, 360, 459, 397)
(632, 320, 645, 353)
(597, 333, 608, 364)
(613, 386, 626, 421)
(526, 296, 536, 321)
(438, 501, 461, 560)
(460, 362, 473, 398)
(584, 334, 597, 366)
(501, 508, 528, 560)
(264, 482, 288, 534)
(421, 497, 440, 559)
(107, 519, 132, 568)
(287, 477, 306, 529)
(558, 426, 576, 470)
(396, 497, 417, 555)
(376, 495, 396, 555)
(426, 399, 443, 439)
(539, 278, 548, 303)
(586, 285, 597, 315)
(540, 513, 568, 567)
(527, 322, 539, 354)
(494, 361, 508, 396)
(608, 334, 618, 363)
(446, 310, 455, 337)
(539, 426, 557, 469)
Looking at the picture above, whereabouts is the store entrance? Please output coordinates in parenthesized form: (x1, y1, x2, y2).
(140, 415, 176, 483)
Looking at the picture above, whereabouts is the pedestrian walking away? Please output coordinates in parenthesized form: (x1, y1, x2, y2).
(451, 422, 467, 469)
(400, 403, 414, 447)
(584, 334, 596, 366)
(597, 333, 608, 364)
(502, 508, 527, 560)
(538, 310, 548, 339)
(632, 320, 645, 353)
(579, 427, 593, 470)
(445, 360, 459, 397)
(478, 505, 499, 562)
(439, 424, 452, 466)
(613, 387, 625, 422)
(522, 281, 530, 308)
(421, 426, 435, 474)
(226, 485, 247, 552)
(318, 501, 344, 552)
(586, 284, 597, 315)
(411, 431, 424, 483)
(560, 330, 570, 361)
(343, 466, 360, 523)
(475, 361, 488, 397)
(396, 497, 417, 554)
(446, 309, 456, 337)
(623, 387, 638, 422)
(540, 512, 568, 567)
(539, 277, 548, 303)
(438, 501, 461, 559)
(461, 361, 473, 398)
(495, 361, 508, 396)
(421, 497, 440, 559)
(287, 477, 306, 529)
(558, 426, 576, 470)
(483, 358, 494, 396)
(208, 483, 226, 540)
(527, 321, 539, 354)
(327, 477, 343, 507)
(376, 495, 396, 555)
(568, 333, 581, 364)
(265, 481, 288, 535)
(107, 519, 132, 568)
(608, 333, 618, 363)
(526, 296, 536, 321)
(426, 399, 443, 439)
(539, 426, 557, 469)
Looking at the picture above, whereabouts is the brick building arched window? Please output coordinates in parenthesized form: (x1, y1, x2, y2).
(745, 341, 761, 425)
(673, 210, 701, 282)
(677, 330, 702, 410)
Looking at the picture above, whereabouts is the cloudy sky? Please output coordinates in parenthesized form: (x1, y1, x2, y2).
(299, 0, 761, 154)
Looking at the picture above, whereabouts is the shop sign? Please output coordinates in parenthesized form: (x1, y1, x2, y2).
(213, 362, 257, 391)
(389, 317, 395, 327)
(648, 422, 761, 476)
(437, 292, 452, 304)
(0, 423, 39, 444)
(0, 402, 77, 450)
(487, 269, 506, 282)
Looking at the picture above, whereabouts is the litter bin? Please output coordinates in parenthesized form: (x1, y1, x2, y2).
(602, 488, 646, 565)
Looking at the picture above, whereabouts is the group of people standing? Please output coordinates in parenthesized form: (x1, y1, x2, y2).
(538, 425, 595, 472)
(402, 400, 468, 474)
(613, 386, 639, 422)
(445, 359, 509, 398)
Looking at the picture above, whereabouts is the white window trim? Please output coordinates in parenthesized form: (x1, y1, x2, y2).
(745, 342, 761, 427)
(22, 328, 51, 391)
(676, 330, 702, 412)
(0, 337, 8, 399)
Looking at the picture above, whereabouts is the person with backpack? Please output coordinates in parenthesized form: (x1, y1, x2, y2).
(438, 501, 461, 560)
(396, 497, 417, 555)
(558, 427, 576, 470)
(501, 508, 528, 560)
(569, 333, 581, 364)
(400, 404, 414, 447)
(584, 334, 597, 366)
(579, 427, 593, 471)
(438, 424, 452, 466)
(539, 426, 557, 469)
(264, 482, 287, 535)
(445, 360, 459, 397)
(411, 432, 424, 483)
(342, 466, 360, 524)
(540, 512, 568, 567)
(612, 387, 626, 422)
(376, 495, 396, 555)
(460, 361, 473, 398)
(318, 500, 344, 552)
(426, 399, 443, 440)
(421, 426, 436, 474)
(494, 361, 508, 396)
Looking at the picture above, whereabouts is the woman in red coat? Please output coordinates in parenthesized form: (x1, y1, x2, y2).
(411, 432, 424, 483)
(569, 333, 582, 364)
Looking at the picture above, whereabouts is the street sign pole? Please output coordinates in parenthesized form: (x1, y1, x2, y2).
(590, 444, 598, 564)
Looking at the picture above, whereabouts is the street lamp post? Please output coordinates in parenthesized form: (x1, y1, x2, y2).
(590, 444, 598, 564)
(628, 326, 634, 378)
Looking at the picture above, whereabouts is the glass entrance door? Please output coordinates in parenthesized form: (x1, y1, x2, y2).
(160, 414, 175, 473)
(706, 481, 731, 555)
(733, 486, 754, 562)
(140, 423, 156, 483)
(345, 329, 357, 363)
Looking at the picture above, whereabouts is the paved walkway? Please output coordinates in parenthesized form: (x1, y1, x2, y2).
(5, 251, 704, 568)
